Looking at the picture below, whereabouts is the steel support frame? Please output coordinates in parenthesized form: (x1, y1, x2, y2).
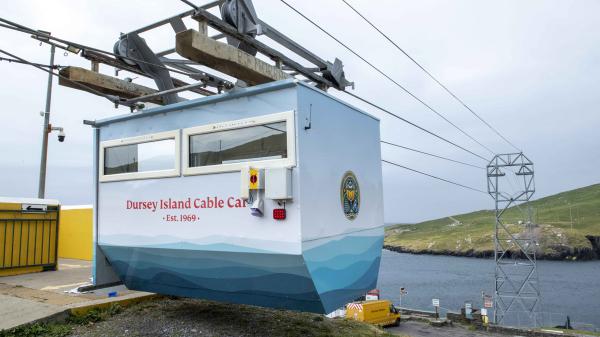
(487, 153, 540, 327)
(123, 0, 342, 90)
(31, 0, 350, 105)
(191, 8, 337, 90)
(81, 50, 223, 96)
(91, 0, 342, 99)
(123, 0, 350, 93)
(17, 0, 351, 107)
(81, 0, 230, 100)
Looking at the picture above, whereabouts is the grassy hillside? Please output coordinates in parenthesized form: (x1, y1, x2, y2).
(385, 183, 600, 260)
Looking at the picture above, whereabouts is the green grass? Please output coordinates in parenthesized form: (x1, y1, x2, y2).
(149, 298, 396, 337)
(385, 183, 600, 259)
(0, 323, 72, 337)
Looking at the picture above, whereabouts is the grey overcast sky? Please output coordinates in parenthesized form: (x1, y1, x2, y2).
(1, 0, 599, 223)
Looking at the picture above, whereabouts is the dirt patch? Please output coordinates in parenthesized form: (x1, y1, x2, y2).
(0, 283, 98, 306)
(65, 297, 394, 337)
(387, 320, 505, 337)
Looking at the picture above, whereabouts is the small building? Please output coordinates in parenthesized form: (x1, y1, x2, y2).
(89, 79, 384, 314)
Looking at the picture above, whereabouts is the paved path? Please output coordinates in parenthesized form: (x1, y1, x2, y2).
(0, 294, 64, 330)
(0, 258, 139, 331)
(0, 259, 92, 292)
(387, 320, 507, 337)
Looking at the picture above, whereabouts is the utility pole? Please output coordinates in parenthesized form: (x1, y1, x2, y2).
(38, 44, 55, 199)
(569, 204, 573, 234)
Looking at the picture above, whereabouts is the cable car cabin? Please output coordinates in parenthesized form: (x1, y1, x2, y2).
(90, 79, 384, 314)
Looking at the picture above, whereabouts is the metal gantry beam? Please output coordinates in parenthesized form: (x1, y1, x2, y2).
(119, 0, 351, 95)
(2, 0, 353, 107)
(487, 153, 540, 327)
(82, 50, 227, 95)
(190, 8, 339, 89)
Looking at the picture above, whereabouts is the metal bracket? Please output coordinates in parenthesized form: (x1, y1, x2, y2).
(114, 33, 180, 104)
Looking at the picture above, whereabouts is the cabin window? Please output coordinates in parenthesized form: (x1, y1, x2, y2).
(183, 111, 296, 175)
(99, 130, 180, 182)
(104, 139, 175, 174)
(189, 121, 287, 167)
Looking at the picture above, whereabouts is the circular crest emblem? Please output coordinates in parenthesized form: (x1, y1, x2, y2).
(340, 171, 360, 220)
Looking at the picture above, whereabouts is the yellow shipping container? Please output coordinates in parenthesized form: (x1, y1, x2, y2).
(0, 197, 60, 276)
(346, 300, 400, 327)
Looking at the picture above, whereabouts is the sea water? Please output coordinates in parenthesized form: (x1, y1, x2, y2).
(377, 250, 600, 329)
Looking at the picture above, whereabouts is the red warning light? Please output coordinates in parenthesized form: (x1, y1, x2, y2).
(273, 208, 286, 220)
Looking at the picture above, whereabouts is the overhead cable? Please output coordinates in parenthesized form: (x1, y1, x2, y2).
(381, 140, 484, 169)
(341, 0, 521, 152)
(382, 159, 487, 194)
(179, 0, 199, 10)
(0, 48, 120, 104)
(279, 0, 495, 157)
(344, 91, 488, 162)
(0, 56, 62, 69)
(0, 19, 196, 78)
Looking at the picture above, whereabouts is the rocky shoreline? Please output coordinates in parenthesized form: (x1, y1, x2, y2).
(384, 235, 600, 261)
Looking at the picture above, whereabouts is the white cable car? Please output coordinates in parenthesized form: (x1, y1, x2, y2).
(90, 79, 384, 313)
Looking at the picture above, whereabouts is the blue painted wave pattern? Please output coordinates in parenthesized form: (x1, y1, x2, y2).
(98, 234, 298, 254)
(100, 245, 325, 312)
(99, 231, 383, 314)
(303, 232, 384, 313)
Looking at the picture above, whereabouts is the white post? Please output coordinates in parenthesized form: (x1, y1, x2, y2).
(399, 287, 405, 313)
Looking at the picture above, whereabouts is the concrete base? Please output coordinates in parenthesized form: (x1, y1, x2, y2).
(0, 258, 93, 293)
(0, 294, 65, 330)
(0, 258, 150, 331)
(429, 319, 451, 327)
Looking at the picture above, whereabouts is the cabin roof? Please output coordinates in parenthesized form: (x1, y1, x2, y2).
(90, 79, 377, 128)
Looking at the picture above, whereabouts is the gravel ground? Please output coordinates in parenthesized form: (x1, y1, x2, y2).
(66, 297, 393, 337)
(386, 320, 508, 337)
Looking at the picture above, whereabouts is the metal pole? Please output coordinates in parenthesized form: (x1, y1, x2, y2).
(569, 204, 573, 234)
(493, 169, 499, 325)
(37, 44, 55, 198)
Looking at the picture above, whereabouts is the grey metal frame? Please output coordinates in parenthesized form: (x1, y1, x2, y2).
(131, 0, 352, 91)
(113, 0, 352, 94)
(23, 0, 352, 107)
(82, 50, 221, 97)
(487, 153, 540, 327)
(191, 8, 351, 90)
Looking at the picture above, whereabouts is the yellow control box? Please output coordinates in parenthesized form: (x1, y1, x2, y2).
(248, 168, 263, 190)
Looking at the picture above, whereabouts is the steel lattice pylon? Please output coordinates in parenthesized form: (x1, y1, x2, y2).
(487, 153, 540, 327)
